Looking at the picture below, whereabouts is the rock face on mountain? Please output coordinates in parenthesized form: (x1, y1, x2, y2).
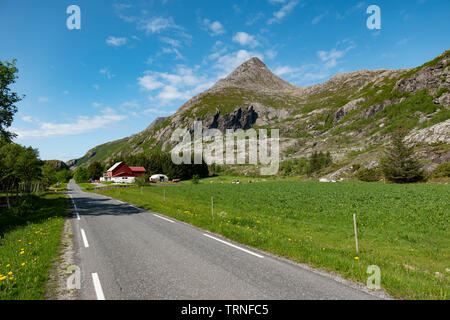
(71, 50, 450, 176)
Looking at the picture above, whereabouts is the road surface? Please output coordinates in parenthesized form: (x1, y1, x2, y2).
(67, 181, 382, 300)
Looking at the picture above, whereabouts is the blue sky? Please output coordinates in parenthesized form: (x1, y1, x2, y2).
(1, 0, 449, 161)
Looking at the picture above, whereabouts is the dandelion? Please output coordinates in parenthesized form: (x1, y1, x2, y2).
(21, 263, 26, 266)
(18, 240, 22, 242)
(20, 251, 24, 255)
(6, 264, 10, 268)
(8, 272, 13, 275)
(0, 276, 6, 281)
(354, 257, 359, 260)
(9, 277, 14, 280)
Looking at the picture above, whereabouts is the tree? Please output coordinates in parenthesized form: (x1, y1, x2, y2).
(380, 128, 425, 183)
(73, 167, 89, 183)
(0, 59, 23, 143)
(41, 164, 57, 188)
(88, 161, 104, 180)
(56, 169, 73, 183)
(0, 143, 43, 207)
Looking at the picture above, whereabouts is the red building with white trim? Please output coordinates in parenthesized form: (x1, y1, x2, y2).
(100, 162, 146, 183)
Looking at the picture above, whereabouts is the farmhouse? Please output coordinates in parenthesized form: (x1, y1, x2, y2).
(100, 162, 146, 184)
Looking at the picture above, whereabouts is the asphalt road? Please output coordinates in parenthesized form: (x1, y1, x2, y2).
(68, 181, 382, 300)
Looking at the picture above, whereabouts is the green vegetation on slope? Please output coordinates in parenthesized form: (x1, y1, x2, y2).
(0, 193, 68, 300)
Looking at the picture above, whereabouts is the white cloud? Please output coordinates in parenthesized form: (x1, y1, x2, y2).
(121, 101, 140, 108)
(312, 12, 327, 25)
(21, 116, 34, 123)
(317, 42, 355, 69)
(38, 97, 49, 103)
(138, 75, 164, 91)
(159, 37, 181, 48)
(93, 84, 100, 90)
(92, 102, 103, 108)
(138, 66, 215, 105)
(106, 36, 128, 46)
(13, 108, 127, 139)
(138, 17, 179, 35)
(214, 50, 264, 75)
(232, 32, 260, 48)
(268, 1, 299, 24)
(274, 65, 300, 76)
(99, 67, 114, 79)
(202, 19, 226, 36)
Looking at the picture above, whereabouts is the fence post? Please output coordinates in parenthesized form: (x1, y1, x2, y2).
(353, 214, 359, 254)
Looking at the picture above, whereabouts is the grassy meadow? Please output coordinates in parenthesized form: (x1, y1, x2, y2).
(0, 193, 68, 300)
(94, 180, 450, 300)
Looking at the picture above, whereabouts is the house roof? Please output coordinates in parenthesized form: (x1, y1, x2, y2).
(130, 167, 146, 172)
(107, 162, 123, 172)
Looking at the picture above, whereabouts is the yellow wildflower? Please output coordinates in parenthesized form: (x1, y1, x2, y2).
(8, 272, 13, 275)
(6, 264, 10, 268)
(0, 276, 6, 281)
(21, 263, 25, 266)
(354, 257, 359, 260)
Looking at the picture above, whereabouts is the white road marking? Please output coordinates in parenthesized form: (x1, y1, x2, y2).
(80, 229, 89, 248)
(76, 211, 81, 220)
(153, 214, 175, 223)
(92, 273, 105, 300)
(203, 234, 264, 259)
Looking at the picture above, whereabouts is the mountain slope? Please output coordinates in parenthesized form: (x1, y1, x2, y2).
(69, 50, 450, 176)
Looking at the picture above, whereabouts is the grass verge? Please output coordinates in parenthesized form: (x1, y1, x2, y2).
(94, 181, 449, 300)
(0, 193, 68, 300)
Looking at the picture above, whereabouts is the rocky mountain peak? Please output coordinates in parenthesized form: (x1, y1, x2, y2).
(212, 57, 298, 92)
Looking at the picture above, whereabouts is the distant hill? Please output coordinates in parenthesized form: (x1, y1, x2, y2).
(70, 50, 450, 177)
(43, 160, 69, 171)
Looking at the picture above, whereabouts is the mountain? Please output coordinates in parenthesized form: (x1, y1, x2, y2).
(69, 51, 450, 177)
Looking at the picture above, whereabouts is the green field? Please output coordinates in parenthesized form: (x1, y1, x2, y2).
(94, 180, 450, 300)
(0, 193, 68, 300)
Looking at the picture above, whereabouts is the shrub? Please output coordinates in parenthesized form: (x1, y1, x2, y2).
(135, 174, 150, 186)
(355, 167, 382, 182)
(431, 163, 450, 178)
(192, 174, 200, 185)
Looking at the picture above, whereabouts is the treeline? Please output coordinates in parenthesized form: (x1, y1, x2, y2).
(0, 59, 72, 209)
(0, 143, 73, 208)
(280, 151, 333, 176)
(107, 151, 209, 180)
(73, 151, 209, 182)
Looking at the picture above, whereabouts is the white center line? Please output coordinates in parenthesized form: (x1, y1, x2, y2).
(153, 213, 175, 223)
(80, 229, 89, 248)
(203, 233, 264, 259)
(92, 273, 106, 300)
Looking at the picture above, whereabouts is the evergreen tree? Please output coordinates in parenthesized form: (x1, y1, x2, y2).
(380, 128, 425, 183)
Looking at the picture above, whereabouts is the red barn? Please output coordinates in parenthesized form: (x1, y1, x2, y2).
(100, 162, 146, 183)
